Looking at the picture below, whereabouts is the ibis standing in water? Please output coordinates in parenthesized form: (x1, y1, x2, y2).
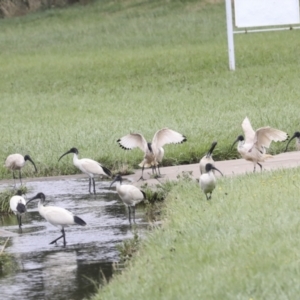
(110, 174, 146, 225)
(199, 141, 217, 174)
(26, 192, 86, 247)
(5, 154, 37, 186)
(285, 131, 300, 152)
(232, 117, 288, 172)
(10, 190, 27, 229)
(117, 128, 187, 180)
(200, 163, 223, 200)
(58, 147, 112, 194)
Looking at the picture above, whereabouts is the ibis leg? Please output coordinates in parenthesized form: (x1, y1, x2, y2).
(138, 165, 145, 181)
(157, 164, 161, 176)
(88, 178, 92, 194)
(62, 229, 66, 247)
(17, 215, 22, 228)
(128, 206, 132, 225)
(19, 170, 23, 185)
(12, 171, 17, 187)
(92, 178, 96, 194)
(132, 206, 136, 224)
(257, 162, 263, 172)
(152, 165, 157, 177)
(153, 165, 161, 178)
(50, 229, 65, 246)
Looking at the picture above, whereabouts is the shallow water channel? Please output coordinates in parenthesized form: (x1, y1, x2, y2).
(0, 177, 149, 300)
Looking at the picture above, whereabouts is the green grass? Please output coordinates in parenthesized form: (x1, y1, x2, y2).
(0, 238, 16, 276)
(93, 167, 300, 299)
(1, 1, 300, 298)
(0, 0, 299, 179)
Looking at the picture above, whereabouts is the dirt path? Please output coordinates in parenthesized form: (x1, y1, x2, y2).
(1, 151, 299, 188)
(125, 151, 300, 187)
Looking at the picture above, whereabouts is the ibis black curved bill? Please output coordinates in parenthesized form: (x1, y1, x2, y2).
(212, 165, 224, 176)
(205, 163, 223, 176)
(24, 155, 37, 172)
(26, 192, 45, 205)
(231, 135, 244, 150)
(110, 174, 122, 189)
(58, 148, 78, 162)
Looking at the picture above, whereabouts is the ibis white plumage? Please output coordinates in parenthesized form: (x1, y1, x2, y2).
(232, 117, 288, 172)
(5, 154, 37, 185)
(200, 163, 223, 200)
(110, 174, 146, 224)
(117, 128, 187, 180)
(10, 190, 27, 229)
(199, 141, 217, 174)
(285, 131, 300, 152)
(26, 192, 86, 247)
(58, 147, 112, 194)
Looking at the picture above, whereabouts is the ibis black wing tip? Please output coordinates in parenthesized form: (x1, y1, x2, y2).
(102, 166, 112, 177)
(117, 140, 131, 150)
(74, 216, 86, 226)
(141, 190, 146, 199)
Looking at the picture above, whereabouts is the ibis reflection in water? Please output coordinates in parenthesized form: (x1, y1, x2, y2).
(58, 147, 112, 194)
(110, 174, 146, 225)
(117, 128, 186, 180)
(26, 192, 87, 247)
(232, 117, 288, 172)
(5, 153, 37, 186)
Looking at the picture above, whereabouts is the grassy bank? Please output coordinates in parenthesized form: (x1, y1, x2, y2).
(0, 0, 299, 179)
(93, 167, 300, 299)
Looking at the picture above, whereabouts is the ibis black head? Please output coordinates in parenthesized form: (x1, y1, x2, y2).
(205, 163, 223, 176)
(285, 131, 300, 152)
(231, 135, 244, 150)
(110, 174, 122, 188)
(26, 192, 46, 205)
(58, 147, 79, 161)
(24, 154, 37, 172)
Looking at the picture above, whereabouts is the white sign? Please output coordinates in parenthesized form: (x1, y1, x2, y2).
(235, 0, 300, 28)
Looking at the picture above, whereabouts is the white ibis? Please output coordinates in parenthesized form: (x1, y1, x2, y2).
(117, 128, 187, 180)
(285, 132, 300, 152)
(10, 190, 27, 229)
(5, 154, 37, 185)
(26, 192, 86, 247)
(199, 141, 217, 174)
(110, 174, 146, 224)
(232, 117, 288, 172)
(200, 163, 223, 200)
(58, 147, 112, 194)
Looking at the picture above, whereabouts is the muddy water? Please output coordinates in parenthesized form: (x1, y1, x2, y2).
(0, 177, 149, 300)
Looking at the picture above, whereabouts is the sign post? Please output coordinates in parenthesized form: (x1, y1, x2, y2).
(225, 0, 300, 71)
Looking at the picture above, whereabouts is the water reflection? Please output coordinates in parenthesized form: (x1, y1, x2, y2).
(0, 177, 148, 300)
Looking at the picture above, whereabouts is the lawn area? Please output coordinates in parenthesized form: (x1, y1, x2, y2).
(93, 168, 300, 299)
(1, 0, 300, 299)
(0, 0, 299, 179)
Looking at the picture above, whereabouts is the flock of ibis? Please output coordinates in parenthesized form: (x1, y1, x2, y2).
(5, 118, 299, 247)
